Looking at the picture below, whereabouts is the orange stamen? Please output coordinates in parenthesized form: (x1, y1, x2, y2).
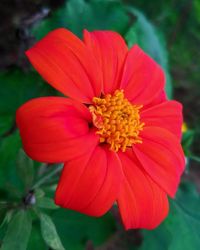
(89, 90, 145, 152)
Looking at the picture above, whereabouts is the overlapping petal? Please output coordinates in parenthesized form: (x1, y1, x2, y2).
(141, 100, 183, 140)
(55, 146, 123, 216)
(133, 126, 185, 197)
(143, 90, 167, 109)
(120, 45, 165, 105)
(26, 28, 102, 103)
(117, 151, 169, 230)
(16, 97, 99, 163)
(84, 30, 128, 94)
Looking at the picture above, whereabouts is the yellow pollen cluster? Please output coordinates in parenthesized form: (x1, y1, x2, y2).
(89, 90, 145, 152)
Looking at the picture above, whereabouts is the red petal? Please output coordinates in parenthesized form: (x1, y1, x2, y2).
(133, 127, 185, 197)
(55, 146, 123, 216)
(141, 100, 183, 140)
(83, 30, 128, 94)
(117, 151, 169, 230)
(16, 97, 99, 163)
(120, 45, 165, 105)
(26, 28, 102, 103)
(143, 90, 167, 109)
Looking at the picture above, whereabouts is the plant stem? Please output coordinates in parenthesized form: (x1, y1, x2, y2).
(31, 164, 63, 190)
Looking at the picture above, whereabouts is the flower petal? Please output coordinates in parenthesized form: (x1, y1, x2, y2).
(26, 28, 102, 103)
(133, 126, 185, 197)
(141, 100, 183, 140)
(117, 151, 169, 230)
(16, 97, 99, 163)
(120, 45, 165, 105)
(143, 90, 167, 109)
(83, 30, 128, 94)
(55, 146, 123, 216)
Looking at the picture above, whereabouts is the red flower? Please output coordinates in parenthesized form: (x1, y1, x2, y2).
(16, 28, 185, 230)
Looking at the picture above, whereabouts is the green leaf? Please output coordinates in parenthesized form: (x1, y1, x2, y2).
(27, 223, 46, 250)
(166, 183, 200, 250)
(32, 0, 129, 39)
(0, 70, 54, 115)
(34, 189, 45, 199)
(140, 182, 200, 250)
(16, 149, 34, 190)
(182, 129, 195, 156)
(140, 224, 171, 250)
(52, 209, 115, 249)
(0, 210, 13, 229)
(1, 210, 32, 250)
(0, 69, 55, 137)
(40, 213, 65, 250)
(37, 197, 58, 210)
(125, 7, 173, 99)
(0, 202, 8, 211)
(0, 115, 13, 137)
(0, 132, 21, 190)
(167, 202, 200, 250)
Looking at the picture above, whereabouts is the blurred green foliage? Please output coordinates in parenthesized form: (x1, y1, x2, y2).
(140, 182, 200, 250)
(32, 0, 129, 39)
(0, 0, 200, 249)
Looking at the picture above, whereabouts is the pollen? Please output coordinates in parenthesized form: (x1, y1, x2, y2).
(89, 90, 145, 152)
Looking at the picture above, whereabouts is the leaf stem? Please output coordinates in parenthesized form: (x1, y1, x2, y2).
(31, 164, 63, 190)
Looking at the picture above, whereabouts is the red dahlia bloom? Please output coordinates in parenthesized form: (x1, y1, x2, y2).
(16, 28, 185, 230)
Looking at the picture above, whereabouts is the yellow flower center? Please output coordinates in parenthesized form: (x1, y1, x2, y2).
(89, 90, 144, 152)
